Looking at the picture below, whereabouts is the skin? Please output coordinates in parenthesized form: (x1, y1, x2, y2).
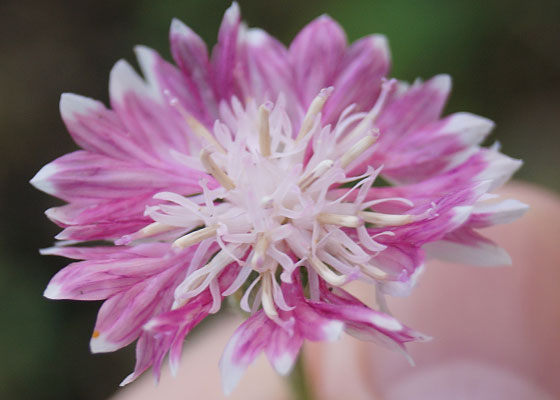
(112, 182, 560, 400)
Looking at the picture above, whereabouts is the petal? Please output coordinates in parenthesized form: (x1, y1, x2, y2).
(90, 264, 180, 353)
(319, 288, 428, 344)
(289, 15, 347, 105)
(43, 252, 172, 301)
(120, 332, 172, 386)
(468, 198, 529, 228)
(45, 196, 155, 241)
(31, 151, 203, 201)
(238, 28, 299, 111)
(169, 18, 218, 119)
(108, 58, 195, 159)
(265, 328, 303, 376)
(424, 227, 512, 266)
(323, 35, 390, 123)
(377, 74, 451, 142)
(379, 113, 495, 184)
(211, 2, 242, 100)
(219, 311, 273, 395)
(59, 93, 162, 164)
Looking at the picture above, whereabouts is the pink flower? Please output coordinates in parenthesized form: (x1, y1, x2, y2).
(32, 2, 527, 393)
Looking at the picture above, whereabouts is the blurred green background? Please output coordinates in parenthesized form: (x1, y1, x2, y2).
(0, 0, 558, 398)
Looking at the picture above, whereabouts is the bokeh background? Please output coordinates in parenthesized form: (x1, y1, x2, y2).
(1, 0, 558, 398)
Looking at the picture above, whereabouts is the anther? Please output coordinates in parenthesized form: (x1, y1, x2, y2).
(309, 257, 346, 286)
(258, 104, 272, 157)
(360, 263, 388, 280)
(339, 79, 395, 147)
(317, 213, 361, 228)
(359, 211, 413, 227)
(173, 225, 218, 248)
(340, 133, 377, 168)
(298, 159, 334, 190)
(250, 233, 269, 269)
(261, 270, 278, 318)
(200, 149, 235, 190)
(296, 87, 333, 142)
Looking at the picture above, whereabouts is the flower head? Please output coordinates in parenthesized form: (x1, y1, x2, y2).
(32, 2, 527, 393)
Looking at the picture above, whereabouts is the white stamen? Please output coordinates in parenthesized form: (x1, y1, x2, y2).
(340, 133, 377, 168)
(258, 104, 272, 157)
(200, 149, 235, 190)
(317, 213, 361, 228)
(298, 159, 334, 190)
(173, 225, 218, 248)
(309, 257, 346, 286)
(140, 222, 175, 236)
(250, 233, 269, 269)
(261, 270, 278, 318)
(296, 87, 333, 142)
(360, 263, 388, 280)
(164, 90, 225, 154)
(339, 79, 395, 147)
(360, 211, 414, 227)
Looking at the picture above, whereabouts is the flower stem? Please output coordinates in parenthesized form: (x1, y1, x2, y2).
(289, 353, 313, 400)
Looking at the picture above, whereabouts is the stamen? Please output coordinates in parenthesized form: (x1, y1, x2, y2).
(298, 159, 334, 190)
(340, 133, 377, 168)
(339, 78, 395, 147)
(309, 257, 346, 286)
(173, 248, 234, 309)
(173, 225, 218, 248)
(250, 233, 269, 269)
(261, 271, 278, 318)
(360, 263, 388, 280)
(200, 149, 235, 190)
(317, 213, 361, 228)
(296, 87, 333, 142)
(258, 104, 272, 157)
(359, 211, 414, 227)
(140, 222, 175, 236)
(164, 90, 226, 154)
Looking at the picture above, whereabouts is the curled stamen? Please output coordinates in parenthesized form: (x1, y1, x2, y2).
(298, 159, 334, 190)
(200, 149, 235, 190)
(173, 225, 218, 248)
(296, 87, 333, 142)
(164, 90, 226, 154)
(258, 104, 272, 157)
(309, 257, 346, 286)
(261, 270, 278, 318)
(317, 213, 361, 228)
(360, 211, 414, 227)
(340, 132, 377, 168)
(339, 78, 395, 147)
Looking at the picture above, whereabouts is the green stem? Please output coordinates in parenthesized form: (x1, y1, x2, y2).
(289, 353, 313, 400)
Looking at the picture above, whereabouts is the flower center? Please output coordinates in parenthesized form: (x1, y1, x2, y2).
(119, 81, 425, 319)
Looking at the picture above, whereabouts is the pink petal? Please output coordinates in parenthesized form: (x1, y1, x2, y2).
(219, 311, 272, 395)
(377, 74, 452, 141)
(169, 18, 219, 121)
(323, 35, 390, 123)
(379, 113, 495, 184)
(289, 15, 347, 105)
(90, 265, 180, 353)
(31, 151, 203, 201)
(211, 2, 242, 100)
(468, 198, 529, 228)
(43, 250, 173, 301)
(424, 227, 512, 266)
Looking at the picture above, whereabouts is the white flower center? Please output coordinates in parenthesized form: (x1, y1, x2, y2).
(121, 81, 424, 319)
